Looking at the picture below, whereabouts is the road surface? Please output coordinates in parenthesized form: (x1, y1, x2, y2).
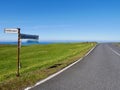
(30, 43, 120, 90)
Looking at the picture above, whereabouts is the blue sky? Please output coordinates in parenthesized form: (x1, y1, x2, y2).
(0, 0, 120, 42)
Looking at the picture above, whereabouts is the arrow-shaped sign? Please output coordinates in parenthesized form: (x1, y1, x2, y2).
(20, 34, 39, 40)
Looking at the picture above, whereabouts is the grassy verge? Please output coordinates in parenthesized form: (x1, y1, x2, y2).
(117, 43, 120, 47)
(0, 42, 96, 90)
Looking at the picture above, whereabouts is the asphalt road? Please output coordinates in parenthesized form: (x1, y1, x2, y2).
(30, 43, 120, 90)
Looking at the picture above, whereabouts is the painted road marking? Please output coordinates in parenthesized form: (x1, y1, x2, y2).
(25, 45, 97, 90)
(109, 47, 120, 57)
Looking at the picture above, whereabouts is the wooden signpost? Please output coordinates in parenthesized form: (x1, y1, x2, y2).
(4, 28, 39, 77)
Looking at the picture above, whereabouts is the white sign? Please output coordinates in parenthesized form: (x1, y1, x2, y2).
(4, 28, 19, 34)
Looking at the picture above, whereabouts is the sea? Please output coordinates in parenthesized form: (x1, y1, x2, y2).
(0, 40, 87, 45)
(0, 41, 56, 45)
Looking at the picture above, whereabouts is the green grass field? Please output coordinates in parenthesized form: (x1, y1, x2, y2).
(117, 43, 120, 46)
(0, 42, 96, 90)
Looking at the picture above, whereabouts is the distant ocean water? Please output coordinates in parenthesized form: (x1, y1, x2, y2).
(0, 41, 54, 45)
(0, 40, 96, 45)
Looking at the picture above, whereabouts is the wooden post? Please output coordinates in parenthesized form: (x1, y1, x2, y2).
(17, 28, 20, 77)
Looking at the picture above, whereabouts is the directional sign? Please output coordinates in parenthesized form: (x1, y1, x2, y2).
(20, 34, 39, 40)
(4, 27, 39, 77)
(4, 28, 19, 34)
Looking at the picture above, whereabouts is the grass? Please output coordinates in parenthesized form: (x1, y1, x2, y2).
(117, 43, 120, 46)
(0, 42, 96, 90)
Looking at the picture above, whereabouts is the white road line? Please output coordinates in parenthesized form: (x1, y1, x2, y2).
(25, 45, 97, 90)
(25, 58, 83, 90)
(85, 45, 97, 56)
(109, 47, 120, 57)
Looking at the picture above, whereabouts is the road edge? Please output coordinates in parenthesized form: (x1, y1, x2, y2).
(25, 44, 97, 90)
